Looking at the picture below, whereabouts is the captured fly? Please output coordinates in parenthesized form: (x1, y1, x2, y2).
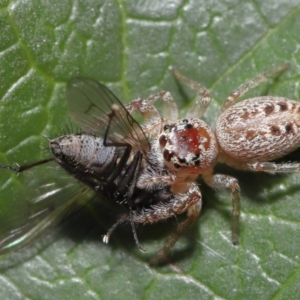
(0, 78, 173, 256)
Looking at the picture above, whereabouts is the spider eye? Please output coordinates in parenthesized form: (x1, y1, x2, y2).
(163, 149, 173, 162)
(163, 125, 170, 131)
(159, 135, 167, 148)
(185, 123, 193, 129)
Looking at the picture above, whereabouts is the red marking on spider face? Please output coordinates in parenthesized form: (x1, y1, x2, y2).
(160, 119, 217, 174)
(170, 126, 211, 158)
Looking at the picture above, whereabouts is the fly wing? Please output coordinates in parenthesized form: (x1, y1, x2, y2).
(66, 77, 150, 153)
(0, 163, 93, 255)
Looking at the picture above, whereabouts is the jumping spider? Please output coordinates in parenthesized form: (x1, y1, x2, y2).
(105, 62, 299, 263)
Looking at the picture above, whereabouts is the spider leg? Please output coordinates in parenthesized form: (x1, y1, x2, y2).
(137, 171, 176, 191)
(233, 161, 300, 174)
(221, 63, 290, 112)
(172, 67, 212, 118)
(104, 182, 201, 263)
(146, 91, 178, 121)
(126, 91, 178, 121)
(203, 173, 241, 245)
(150, 186, 201, 265)
(125, 98, 161, 122)
(125, 91, 178, 139)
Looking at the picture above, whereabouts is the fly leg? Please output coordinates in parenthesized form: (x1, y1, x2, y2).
(0, 158, 54, 173)
(102, 105, 133, 183)
(97, 105, 148, 252)
(115, 150, 145, 252)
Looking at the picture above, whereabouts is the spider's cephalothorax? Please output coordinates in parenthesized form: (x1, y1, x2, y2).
(158, 118, 218, 174)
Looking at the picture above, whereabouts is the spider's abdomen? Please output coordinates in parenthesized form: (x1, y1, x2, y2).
(216, 97, 300, 162)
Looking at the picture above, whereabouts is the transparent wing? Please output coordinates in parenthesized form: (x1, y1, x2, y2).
(0, 163, 93, 255)
(66, 77, 150, 153)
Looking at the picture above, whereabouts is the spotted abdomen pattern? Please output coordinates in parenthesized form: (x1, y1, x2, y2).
(216, 97, 300, 162)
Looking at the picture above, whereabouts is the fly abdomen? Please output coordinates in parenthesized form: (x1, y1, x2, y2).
(50, 134, 120, 173)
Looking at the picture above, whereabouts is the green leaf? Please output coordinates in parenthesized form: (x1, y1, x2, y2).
(1, 0, 300, 299)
